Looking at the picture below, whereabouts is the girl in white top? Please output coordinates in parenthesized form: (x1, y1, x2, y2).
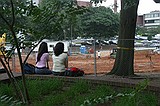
(52, 42, 68, 76)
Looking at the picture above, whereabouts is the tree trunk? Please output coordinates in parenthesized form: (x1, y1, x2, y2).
(108, 0, 139, 76)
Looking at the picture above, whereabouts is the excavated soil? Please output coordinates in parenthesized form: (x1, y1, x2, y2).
(12, 50, 160, 74)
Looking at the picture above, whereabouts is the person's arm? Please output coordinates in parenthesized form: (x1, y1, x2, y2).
(46, 53, 50, 69)
(64, 56, 68, 68)
(46, 60, 49, 69)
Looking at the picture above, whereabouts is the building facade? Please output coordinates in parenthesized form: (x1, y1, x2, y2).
(137, 15, 144, 27)
(33, 0, 91, 7)
(143, 11, 160, 28)
(77, 0, 92, 7)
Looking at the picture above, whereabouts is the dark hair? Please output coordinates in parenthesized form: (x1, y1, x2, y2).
(54, 42, 64, 56)
(37, 42, 49, 62)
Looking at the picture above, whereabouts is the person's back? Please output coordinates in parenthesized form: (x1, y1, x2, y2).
(36, 53, 49, 68)
(52, 53, 68, 72)
(52, 42, 68, 76)
(35, 42, 52, 75)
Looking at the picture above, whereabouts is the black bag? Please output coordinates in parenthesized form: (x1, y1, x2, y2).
(24, 63, 35, 74)
(65, 67, 84, 77)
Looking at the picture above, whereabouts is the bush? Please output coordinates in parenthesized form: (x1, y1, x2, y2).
(0, 79, 158, 106)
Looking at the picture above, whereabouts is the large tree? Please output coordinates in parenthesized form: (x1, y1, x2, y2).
(80, 6, 119, 39)
(108, 0, 139, 76)
(136, 26, 160, 37)
(90, 0, 159, 77)
(30, 0, 87, 40)
(0, 0, 30, 36)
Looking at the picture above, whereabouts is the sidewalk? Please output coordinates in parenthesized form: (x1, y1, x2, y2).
(0, 72, 22, 81)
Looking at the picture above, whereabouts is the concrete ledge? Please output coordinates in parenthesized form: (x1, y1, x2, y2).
(25, 74, 160, 93)
(0, 72, 22, 81)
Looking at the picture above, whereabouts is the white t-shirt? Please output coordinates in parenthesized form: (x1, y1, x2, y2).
(98, 51, 101, 57)
(52, 53, 68, 72)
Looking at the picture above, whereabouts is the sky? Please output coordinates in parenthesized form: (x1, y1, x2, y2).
(33, 0, 160, 15)
(138, 0, 160, 15)
(79, 0, 160, 15)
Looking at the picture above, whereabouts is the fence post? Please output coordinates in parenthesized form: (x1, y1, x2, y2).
(94, 39, 97, 76)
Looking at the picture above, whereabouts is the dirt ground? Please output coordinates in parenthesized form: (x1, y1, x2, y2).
(11, 50, 160, 75)
(68, 50, 160, 74)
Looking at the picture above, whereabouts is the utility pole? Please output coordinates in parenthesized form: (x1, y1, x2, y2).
(70, 24, 73, 55)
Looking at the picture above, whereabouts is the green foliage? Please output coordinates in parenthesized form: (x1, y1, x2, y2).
(0, 0, 87, 41)
(25, 78, 63, 101)
(0, 95, 22, 106)
(0, 0, 32, 34)
(30, 0, 88, 40)
(0, 1, 89, 104)
(66, 80, 90, 97)
(123, 0, 138, 10)
(147, 35, 152, 41)
(136, 26, 160, 36)
(1, 0, 119, 41)
(0, 79, 158, 106)
(90, 85, 114, 97)
(80, 6, 119, 38)
(81, 79, 158, 106)
(0, 83, 22, 106)
(0, 83, 14, 96)
(0, 0, 38, 56)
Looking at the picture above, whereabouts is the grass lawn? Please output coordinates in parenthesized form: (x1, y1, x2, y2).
(0, 78, 158, 106)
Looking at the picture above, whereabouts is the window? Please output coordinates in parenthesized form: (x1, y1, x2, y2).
(155, 13, 159, 17)
(145, 14, 149, 18)
(145, 20, 154, 24)
(155, 20, 160, 23)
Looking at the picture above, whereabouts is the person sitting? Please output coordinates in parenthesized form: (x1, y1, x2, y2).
(52, 42, 68, 76)
(35, 42, 52, 74)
